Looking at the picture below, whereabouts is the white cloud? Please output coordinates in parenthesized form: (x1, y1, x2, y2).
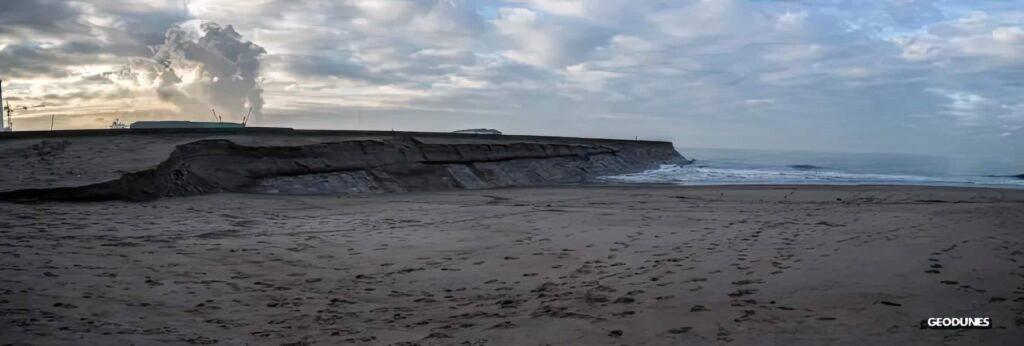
(650, 0, 758, 41)
(927, 88, 992, 126)
(562, 63, 621, 93)
(512, 0, 585, 17)
(2, 0, 1024, 156)
(763, 44, 824, 63)
(830, 66, 872, 79)
(745, 98, 776, 107)
(1001, 103, 1024, 120)
(776, 11, 809, 31)
(992, 26, 1024, 42)
(891, 11, 1024, 61)
(491, 8, 555, 66)
(893, 37, 941, 60)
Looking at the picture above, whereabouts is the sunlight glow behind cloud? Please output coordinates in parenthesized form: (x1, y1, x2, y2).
(1, 0, 1022, 157)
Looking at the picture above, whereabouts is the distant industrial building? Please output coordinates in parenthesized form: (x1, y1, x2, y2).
(452, 128, 501, 135)
(129, 121, 245, 129)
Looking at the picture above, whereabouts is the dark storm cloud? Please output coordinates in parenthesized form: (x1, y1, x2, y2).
(1, 1, 193, 59)
(103, 5, 191, 47)
(39, 88, 129, 101)
(0, 0, 84, 36)
(283, 54, 390, 83)
(58, 41, 104, 55)
(0, 44, 70, 78)
(79, 73, 114, 84)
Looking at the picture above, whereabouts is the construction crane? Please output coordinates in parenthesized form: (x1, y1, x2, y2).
(0, 79, 6, 131)
(242, 107, 252, 127)
(110, 118, 129, 129)
(3, 101, 24, 132)
(0, 79, 14, 132)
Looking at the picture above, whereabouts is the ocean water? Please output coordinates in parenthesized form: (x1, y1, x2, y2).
(601, 147, 1024, 189)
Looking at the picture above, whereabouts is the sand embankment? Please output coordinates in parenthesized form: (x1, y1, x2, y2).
(0, 128, 687, 201)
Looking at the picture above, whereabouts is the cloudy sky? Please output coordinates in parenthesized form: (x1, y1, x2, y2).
(1, 0, 1023, 158)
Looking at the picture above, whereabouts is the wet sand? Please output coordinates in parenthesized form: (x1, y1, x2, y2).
(1, 185, 1023, 344)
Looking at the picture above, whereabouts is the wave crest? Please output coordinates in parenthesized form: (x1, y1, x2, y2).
(601, 164, 1024, 188)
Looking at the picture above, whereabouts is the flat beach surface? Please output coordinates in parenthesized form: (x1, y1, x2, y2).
(2, 185, 1023, 344)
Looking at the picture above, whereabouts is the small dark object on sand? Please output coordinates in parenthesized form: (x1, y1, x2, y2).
(669, 327, 692, 334)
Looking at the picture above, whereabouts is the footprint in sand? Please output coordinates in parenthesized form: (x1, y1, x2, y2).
(728, 289, 758, 297)
(731, 279, 764, 286)
(668, 326, 692, 334)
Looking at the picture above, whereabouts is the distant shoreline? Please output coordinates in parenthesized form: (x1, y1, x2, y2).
(580, 182, 1024, 193)
(591, 181, 1024, 190)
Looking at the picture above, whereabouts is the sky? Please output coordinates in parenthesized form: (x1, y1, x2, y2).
(1, 0, 1023, 158)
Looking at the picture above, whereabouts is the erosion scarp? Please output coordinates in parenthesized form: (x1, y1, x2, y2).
(0, 134, 688, 201)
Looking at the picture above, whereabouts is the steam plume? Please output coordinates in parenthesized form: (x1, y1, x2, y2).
(120, 20, 266, 123)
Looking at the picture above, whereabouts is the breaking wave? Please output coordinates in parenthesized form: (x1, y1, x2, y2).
(601, 164, 1024, 189)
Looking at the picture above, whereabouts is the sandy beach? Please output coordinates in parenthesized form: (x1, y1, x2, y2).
(2, 185, 1023, 345)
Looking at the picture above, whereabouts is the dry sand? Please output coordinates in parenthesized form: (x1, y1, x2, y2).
(1, 185, 1023, 345)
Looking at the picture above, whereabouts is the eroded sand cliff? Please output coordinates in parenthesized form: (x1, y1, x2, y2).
(0, 129, 688, 201)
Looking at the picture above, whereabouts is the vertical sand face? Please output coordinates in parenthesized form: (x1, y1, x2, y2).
(1, 185, 1022, 344)
(0, 130, 688, 201)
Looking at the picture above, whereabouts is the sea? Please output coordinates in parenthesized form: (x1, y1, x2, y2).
(600, 147, 1024, 189)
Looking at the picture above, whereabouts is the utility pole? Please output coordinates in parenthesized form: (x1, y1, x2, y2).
(50, 114, 55, 131)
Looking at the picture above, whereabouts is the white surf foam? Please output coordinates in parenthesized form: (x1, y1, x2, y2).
(601, 164, 1024, 189)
